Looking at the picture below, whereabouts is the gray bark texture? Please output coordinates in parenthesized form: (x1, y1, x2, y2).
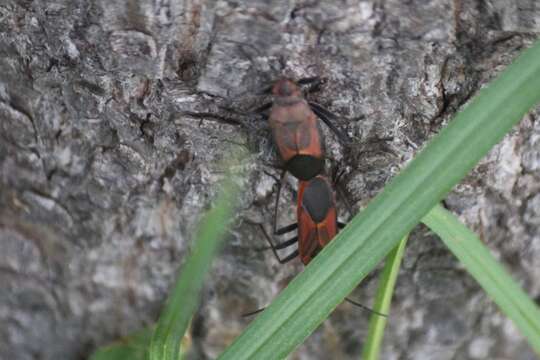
(1, 0, 539, 359)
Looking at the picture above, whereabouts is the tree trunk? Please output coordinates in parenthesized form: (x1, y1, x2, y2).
(0, 0, 539, 359)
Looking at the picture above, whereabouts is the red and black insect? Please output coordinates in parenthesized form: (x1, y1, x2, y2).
(255, 77, 350, 181)
(268, 79, 326, 181)
(263, 175, 344, 265)
(248, 173, 385, 316)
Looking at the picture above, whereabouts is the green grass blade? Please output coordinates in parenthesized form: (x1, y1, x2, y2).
(218, 40, 540, 360)
(149, 153, 245, 360)
(422, 204, 540, 354)
(361, 235, 408, 360)
(90, 326, 192, 360)
(89, 327, 153, 360)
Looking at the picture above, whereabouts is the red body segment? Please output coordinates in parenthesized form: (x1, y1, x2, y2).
(296, 176, 338, 265)
(268, 79, 325, 181)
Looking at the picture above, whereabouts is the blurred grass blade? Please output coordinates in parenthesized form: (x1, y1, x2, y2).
(90, 327, 153, 360)
(219, 40, 540, 360)
(149, 152, 245, 360)
(422, 204, 540, 354)
(89, 325, 191, 360)
(361, 235, 408, 360)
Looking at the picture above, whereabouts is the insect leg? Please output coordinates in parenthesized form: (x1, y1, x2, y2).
(272, 170, 288, 235)
(297, 76, 321, 86)
(248, 101, 272, 115)
(273, 236, 299, 250)
(276, 248, 300, 264)
(344, 298, 388, 317)
(299, 76, 325, 94)
(308, 101, 352, 145)
(275, 223, 298, 235)
(329, 166, 355, 221)
(242, 307, 267, 317)
(259, 225, 299, 264)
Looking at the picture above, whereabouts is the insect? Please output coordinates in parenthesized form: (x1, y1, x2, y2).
(249, 173, 385, 316)
(268, 78, 325, 181)
(256, 77, 351, 181)
(263, 174, 345, 265)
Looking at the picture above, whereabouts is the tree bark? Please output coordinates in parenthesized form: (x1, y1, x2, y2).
(0, 0, 539, 359)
